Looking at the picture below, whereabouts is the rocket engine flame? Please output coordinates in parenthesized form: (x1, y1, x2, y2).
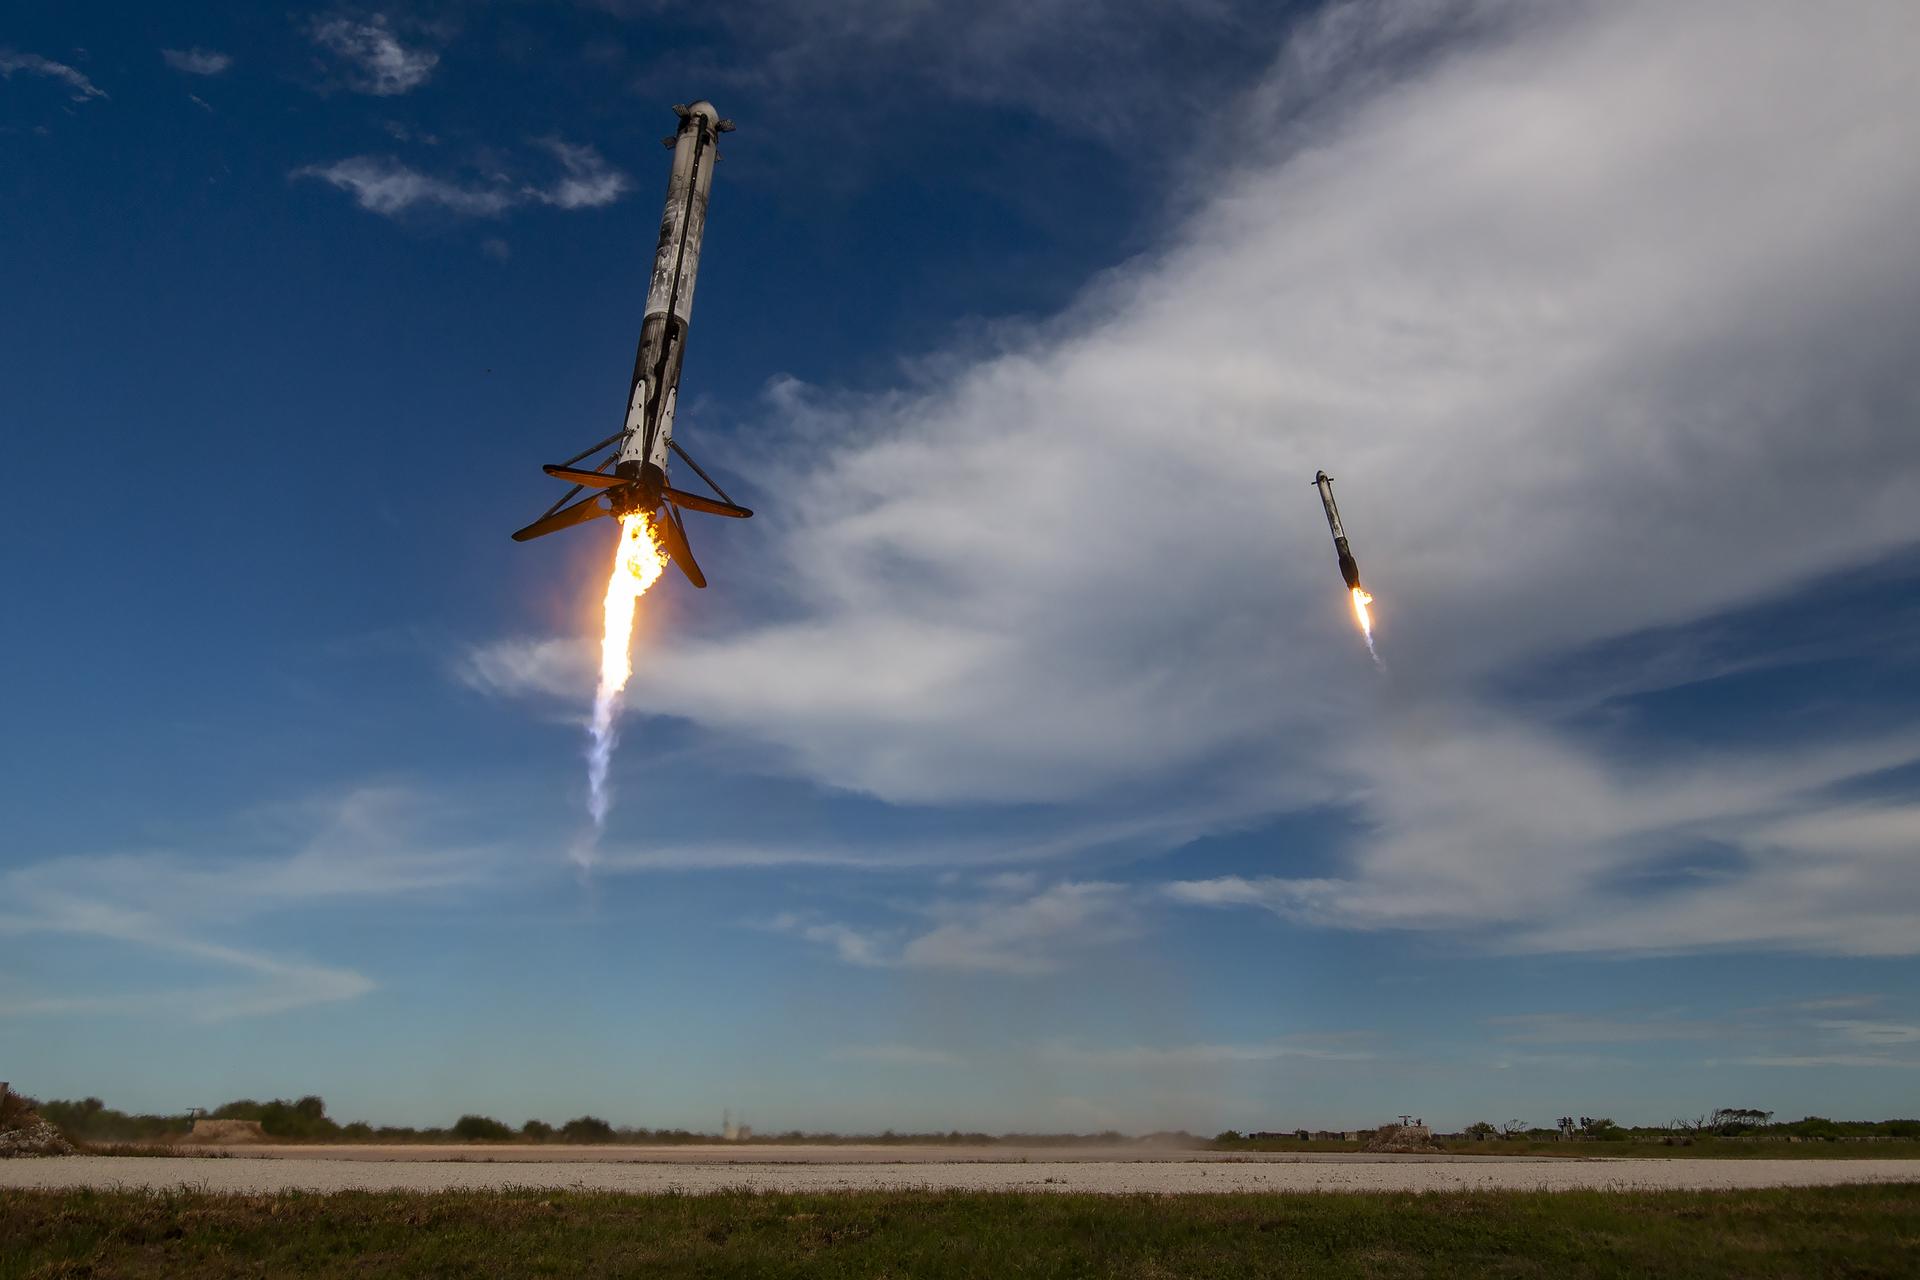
(585, 511, 668, 832)
(1349, 585, 1380, 664)
(1349, 585, 1374, 635)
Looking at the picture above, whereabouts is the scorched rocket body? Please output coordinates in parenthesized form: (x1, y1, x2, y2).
(1313, 470, 1363, 592)
(512, 101, 751, 587)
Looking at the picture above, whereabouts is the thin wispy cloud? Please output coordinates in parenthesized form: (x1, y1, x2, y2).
(1478, 1001, 1920, 1074)
(295, 142, 628, 219)
(638, 0, 1279, 151)
(0, 48, 108, 101)
(828, 1043, 963, 1066)
(1039, 1039, 1374, 1069)
(295, 156, 518, 217)
(901, 881, 1142, 975)
(763, 913, 891, 967)
(1, 788, 498, 1021)
(307, 13, 439, 96)
(1816, 1020, 1920, 1047)
(1724, 1055, 1920, 1071)
(162, 47, 232, 76)
(1163, 729, 1920, 956)
(763, 881, 1144, 975)
(1484, 1012, 1722, 1045)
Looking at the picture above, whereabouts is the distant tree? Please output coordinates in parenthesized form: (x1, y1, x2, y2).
(1708, 1108, 1773, 1136)
(1465, 1122, 1497, 1139)
(1215, 1130, 1245, 1144)
(561, 1115, 616, 1143)
(1498, 1119, 1529, 1138)
(452, 1114, 513, 1141)
(211, 1096, 340, 1140)
(37, 1097, 189, 1143)
(522, 1119, 554, 1140)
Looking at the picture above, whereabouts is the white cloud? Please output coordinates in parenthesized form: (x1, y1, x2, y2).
(0, 49, 107, 101)
(1167, 730, 1920, 953)
(295, 143, 628, 220)
(162, 47, 232, 76)
(295, 156, 518, 217)
(473, 1, 1920, 956)
(901, 881, 1143, 974)
(762, 912, 891, 967)
(533, 140, 630, 210)
(308, 14, 438, 96)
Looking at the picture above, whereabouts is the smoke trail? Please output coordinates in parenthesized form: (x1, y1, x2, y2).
(583, 512, 668, 849)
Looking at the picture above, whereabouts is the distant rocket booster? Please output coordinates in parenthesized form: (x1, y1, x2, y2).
(1313, 470, 1362, 591)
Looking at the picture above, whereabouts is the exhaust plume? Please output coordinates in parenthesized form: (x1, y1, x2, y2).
(585, 512, 668, 838)
(1350, 585, 1380, 665)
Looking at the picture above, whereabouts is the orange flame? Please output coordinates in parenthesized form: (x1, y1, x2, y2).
(1349, 585, 1374, 638)
(586, 512, 668, 829)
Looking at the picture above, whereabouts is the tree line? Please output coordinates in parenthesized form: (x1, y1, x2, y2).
(22, 1091, 1920, 1146)
(24, 1095, 649, 1145)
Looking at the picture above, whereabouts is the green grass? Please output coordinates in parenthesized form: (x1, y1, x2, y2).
(1214, 1137, 1920, 1160)
(4, 1184, 1918, 1278)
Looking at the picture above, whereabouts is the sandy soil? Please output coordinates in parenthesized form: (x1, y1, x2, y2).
(196, 1143, 1533, 1165)
(4, 1146, 1917, 1195)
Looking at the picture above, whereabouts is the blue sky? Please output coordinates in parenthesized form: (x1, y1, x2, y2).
(5, 0, 1919, 1134)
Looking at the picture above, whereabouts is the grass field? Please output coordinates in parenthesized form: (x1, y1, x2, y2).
(5, 1184, 1918, 1278)
(1217, 1137, 1920, 1160)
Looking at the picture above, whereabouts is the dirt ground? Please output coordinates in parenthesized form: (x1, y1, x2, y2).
(4, 1146, 1917, 1195)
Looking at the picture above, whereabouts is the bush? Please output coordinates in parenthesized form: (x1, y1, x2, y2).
(451, 1115, 513, 1142)
(522, 1120, 554, 1140)
(2, 1089, 37, 1129)
(560, 1116, 615, 1143)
